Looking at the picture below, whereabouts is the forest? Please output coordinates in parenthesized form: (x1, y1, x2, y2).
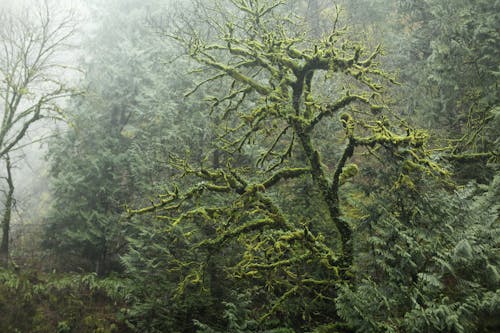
(0, 0, 498, 332)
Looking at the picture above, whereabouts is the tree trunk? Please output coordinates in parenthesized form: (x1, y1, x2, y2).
(96, 243, 107, 277)
(0, 156, 14, 267)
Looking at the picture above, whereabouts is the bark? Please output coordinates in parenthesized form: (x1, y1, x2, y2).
(0, 156, 14, 267)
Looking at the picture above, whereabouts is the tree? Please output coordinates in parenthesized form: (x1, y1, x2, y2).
(126, 0, 447, 330)
(394, 0, 499, 182)
(44, 0, 209, 276)
(0, 0, 76, 266)
(332, 154, 499, 332)
(337, 0, 499, 183)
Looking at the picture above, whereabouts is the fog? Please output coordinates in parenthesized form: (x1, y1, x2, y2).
(0, 0, 87, 229)
(0, 1, 498, 332)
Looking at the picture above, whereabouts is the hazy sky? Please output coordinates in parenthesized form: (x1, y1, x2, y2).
(0, 0, 88, 16)
(0, 0, 90, 223)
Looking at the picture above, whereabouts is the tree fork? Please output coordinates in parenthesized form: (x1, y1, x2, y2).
(294, 122, 353, 270)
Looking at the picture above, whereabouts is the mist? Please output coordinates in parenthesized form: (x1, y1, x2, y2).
(0, 0, 498, 332)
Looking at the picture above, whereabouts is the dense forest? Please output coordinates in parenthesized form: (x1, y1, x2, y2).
(0, 0, 498, 332)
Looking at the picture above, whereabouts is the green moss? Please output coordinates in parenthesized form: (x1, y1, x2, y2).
(395, 174, 416, 190)
(339, 163, 359, 185)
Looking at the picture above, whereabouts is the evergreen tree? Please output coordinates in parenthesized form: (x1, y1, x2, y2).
(395, 0, 499, 182)
(44, 0, 208, 275)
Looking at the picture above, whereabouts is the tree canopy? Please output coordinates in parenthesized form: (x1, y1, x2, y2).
(0, 0, 498, 332)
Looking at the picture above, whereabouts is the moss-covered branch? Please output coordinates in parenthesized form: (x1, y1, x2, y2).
(307, 94, 369, 131)
(262, 167, 310, 189)
(193, 52, 272, 95)
(244, 252, 311, 271)
(259, 285, 299, 322)
(196, 218, 277, 250)
(331, 137, 356, 196)
(444, 151, 498, 163)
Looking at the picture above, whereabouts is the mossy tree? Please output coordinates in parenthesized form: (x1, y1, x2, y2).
(127, 0, 446, 330)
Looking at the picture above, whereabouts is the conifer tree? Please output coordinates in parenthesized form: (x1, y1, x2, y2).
(44, 0, 208, 275)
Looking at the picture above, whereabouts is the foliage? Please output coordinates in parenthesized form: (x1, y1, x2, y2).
(43, 0, 209, 275)
(123, 0, 465, 332)
(336, 170, 499, 332)
(5, 0, 497, 332)
(394, 0, 500, 182)
(0, 268, 131, 333)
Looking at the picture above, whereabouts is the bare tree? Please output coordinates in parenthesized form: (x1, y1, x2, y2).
(0, 0, 77, 267)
